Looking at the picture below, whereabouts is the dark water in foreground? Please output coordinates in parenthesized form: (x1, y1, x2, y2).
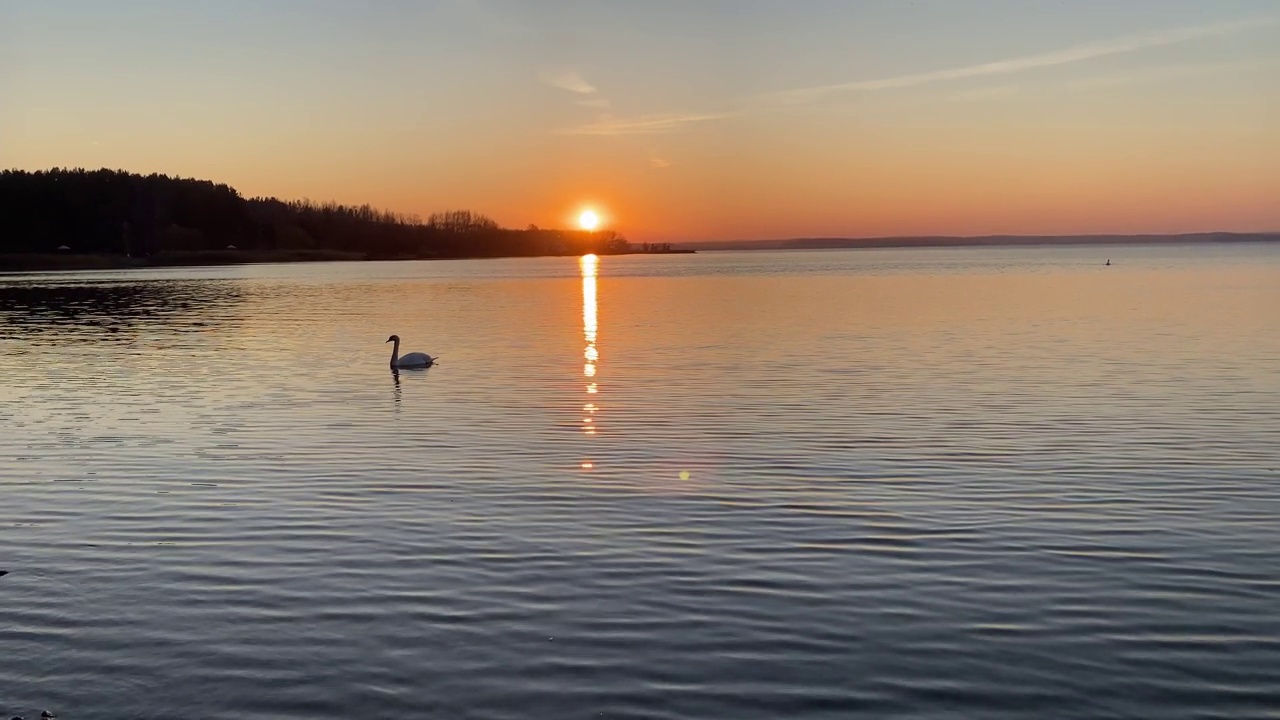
(2, 245, 1279, 719)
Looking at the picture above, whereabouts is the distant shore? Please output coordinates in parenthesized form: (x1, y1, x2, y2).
(6, 169, 1269, 274)
(4, 232, 1274, 273)
(0, 247, 695, 273)
(684, 232, 1280, 252)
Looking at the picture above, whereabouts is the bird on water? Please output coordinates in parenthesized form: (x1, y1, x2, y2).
(386, 335, 437, 369)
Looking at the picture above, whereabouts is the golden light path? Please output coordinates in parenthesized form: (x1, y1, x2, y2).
(578, 252, 694, 483)
(581, 254, 599, 468)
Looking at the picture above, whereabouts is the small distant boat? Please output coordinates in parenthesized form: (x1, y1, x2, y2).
(1106, 259, 1111, 266)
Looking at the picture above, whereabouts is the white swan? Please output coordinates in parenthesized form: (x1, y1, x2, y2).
(386, 334, 437, 369)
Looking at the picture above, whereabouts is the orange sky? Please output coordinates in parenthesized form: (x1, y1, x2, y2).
(3, 1, 1277, 241)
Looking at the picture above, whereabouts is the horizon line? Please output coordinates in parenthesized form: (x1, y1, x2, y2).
(681, 230, 1280, 244)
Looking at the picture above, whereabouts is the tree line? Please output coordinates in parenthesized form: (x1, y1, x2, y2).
(0, 168, 631, 259)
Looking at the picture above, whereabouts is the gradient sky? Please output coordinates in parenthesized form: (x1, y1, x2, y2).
(3, 1, 1277, 241)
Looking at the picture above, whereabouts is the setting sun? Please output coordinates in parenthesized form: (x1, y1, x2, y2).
(578, 210, 600, 231)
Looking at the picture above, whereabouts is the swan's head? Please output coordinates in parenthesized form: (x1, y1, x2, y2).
(386, 335, 400, 343)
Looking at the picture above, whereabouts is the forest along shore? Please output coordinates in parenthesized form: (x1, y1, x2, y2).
(0, 168, 692, 271)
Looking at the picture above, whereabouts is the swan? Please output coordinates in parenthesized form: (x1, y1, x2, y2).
(386, 335, 437, 369)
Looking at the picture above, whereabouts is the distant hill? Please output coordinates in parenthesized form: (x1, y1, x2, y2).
(684, 232, 1280, 251)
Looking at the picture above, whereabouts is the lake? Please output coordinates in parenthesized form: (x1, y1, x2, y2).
(3, 244, 1280, 719)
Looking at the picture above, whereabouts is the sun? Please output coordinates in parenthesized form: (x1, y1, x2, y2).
(578, 210, 600, 231)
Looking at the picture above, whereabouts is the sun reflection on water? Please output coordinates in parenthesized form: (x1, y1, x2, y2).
(581, 254, 599, 456)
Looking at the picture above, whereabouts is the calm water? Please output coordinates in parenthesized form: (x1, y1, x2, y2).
(3, 245, 1280, 719)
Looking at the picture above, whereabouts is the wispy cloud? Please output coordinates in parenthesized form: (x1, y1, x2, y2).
(649, 154, 672, 169)
(760, 16, 1277, 105)
(449, 0, 531, 38)
(1067, 57, 1280, 90)
(560, 112, 727, 136)
(538, 67, 597, 95)
(559, 16, 1275, 139)
(949, 85, 1020, 102)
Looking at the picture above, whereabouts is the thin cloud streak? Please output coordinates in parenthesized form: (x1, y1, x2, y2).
(949, 85, 1020, 102)
(560, 16, 1275, 140)
(560, 112, 727, 136)
(449, 0, 532, 38)
(538, 67, 597, 94)
(761, 16, 1277, 105)
(1067, 57, 1280, 89)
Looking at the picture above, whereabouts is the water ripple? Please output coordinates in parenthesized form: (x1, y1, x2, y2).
(2, 246, 1280, 719)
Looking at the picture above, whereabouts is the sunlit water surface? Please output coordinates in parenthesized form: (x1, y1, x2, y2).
(3, 245, 1280, 719)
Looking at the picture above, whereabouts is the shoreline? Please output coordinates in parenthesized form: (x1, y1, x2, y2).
(0, 248, 696, 274)
(683, 232, 1280, 252)
(3, 233, 1273, 273)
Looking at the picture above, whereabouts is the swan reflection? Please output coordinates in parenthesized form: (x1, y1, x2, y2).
(390, 364, 432, 408)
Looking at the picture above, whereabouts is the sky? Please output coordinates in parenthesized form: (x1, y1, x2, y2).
(2, 0, 1277, 241)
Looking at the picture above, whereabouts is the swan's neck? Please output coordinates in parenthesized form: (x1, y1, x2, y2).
(389, 339, 400, 367)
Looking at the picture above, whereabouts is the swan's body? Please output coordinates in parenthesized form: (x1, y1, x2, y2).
(387, 335, 436, 369)
(396, 351, 434, 368)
